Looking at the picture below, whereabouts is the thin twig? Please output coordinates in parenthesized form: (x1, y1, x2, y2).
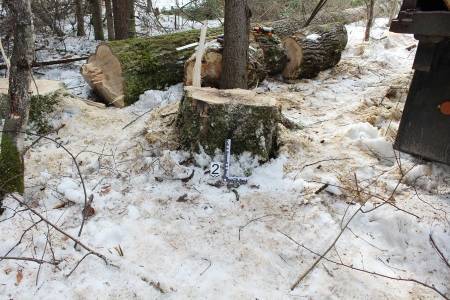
(9, 194, 109, 267)
(0, 256, 58, 265)
(238, 215, 274, 241)
(430, 234, 450, 269)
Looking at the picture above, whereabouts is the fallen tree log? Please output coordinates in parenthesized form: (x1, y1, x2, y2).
(282, 23, 348, 80)
(177, 86, 281, 161)
(265, 6, 365, 39)
(184, 33, 286, 88)
(81, 28, 223, 107)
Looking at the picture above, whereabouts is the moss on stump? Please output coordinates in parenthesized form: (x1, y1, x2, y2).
(0, 132, 24, 196)
(178, 86, 281, 161)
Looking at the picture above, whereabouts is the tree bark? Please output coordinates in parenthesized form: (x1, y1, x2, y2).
(177, 86, 281, 161)
(128, 0, 136, 38)
(220, 0, 251, 89)
(147, 0, 153, 12)
(89, 0, 104, 40)
(265, 6, 366, 39)
(113, 0, 129, 40)
(0, 0, 35, 208)
(364, 0, 375, 41)
(105, 0, 115, 40)
(282, 23, 348, 80)
(75, 0, 85, 36)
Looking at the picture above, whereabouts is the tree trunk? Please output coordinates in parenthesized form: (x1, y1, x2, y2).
(364, 0, 375, 41)
(177, 86, 281, 161)
(282, 23, 348, 80)
(89, 0, 104, 40)
(128, 0, 136, 38)
(105, 0, 115, 40)
(265, 6, 366, 39)
(147, 0, 153, 12)
(113, 0, 129, 40)
(184, 33, 285, 88)
(81, 27, 223, 107)
(0, 0, 35, 208)
(75, 0, 85, 36)
(220, 0, 251, 89)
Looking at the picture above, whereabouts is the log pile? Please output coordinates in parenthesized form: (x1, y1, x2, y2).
(82, 22, 348, 107)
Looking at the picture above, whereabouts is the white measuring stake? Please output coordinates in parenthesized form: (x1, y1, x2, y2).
(193, 20, 208, 87)
(223, 139, 248, 185)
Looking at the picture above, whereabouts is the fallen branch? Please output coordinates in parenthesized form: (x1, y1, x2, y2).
(0, 56, 89, 70)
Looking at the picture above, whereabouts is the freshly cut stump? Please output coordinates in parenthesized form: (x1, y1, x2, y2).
(178, 86, 281, 161)
(282, 23, 348, 80)
(81, 28, 223, 107)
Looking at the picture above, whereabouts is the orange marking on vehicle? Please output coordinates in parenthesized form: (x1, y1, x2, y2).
(440, 101, 450, 115)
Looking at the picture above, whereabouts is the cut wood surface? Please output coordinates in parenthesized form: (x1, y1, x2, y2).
(282, 23, 348, 80)
(81, 27, 223, 107)
(184, 40, 267, 89)
(177, 86, 281, 161)
(184, 33, 285, 88)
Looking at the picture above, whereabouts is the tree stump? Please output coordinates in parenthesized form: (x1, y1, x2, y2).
(282, 23, 348, 80)
(177, 86, 281, 161)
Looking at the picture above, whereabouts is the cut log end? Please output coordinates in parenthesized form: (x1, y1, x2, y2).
(282, 23, 348, 80)
(178, 86, 281, 161)
(81, 44, 124, 107)
(184, 48, 223, 88)
(282, 38, 303, 79)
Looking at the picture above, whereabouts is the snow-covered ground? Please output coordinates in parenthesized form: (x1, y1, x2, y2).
(1, 19, 449, 299)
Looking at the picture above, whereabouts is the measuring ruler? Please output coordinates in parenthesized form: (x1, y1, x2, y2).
(223, 139, 248, 185)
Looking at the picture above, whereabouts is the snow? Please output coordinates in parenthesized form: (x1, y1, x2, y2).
(0, 19, 449, 299)
(306, 33, 321, 41)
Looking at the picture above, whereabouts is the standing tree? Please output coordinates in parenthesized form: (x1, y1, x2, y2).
(75, 0, 85, 36)
(220, 0, 251, 89)
(364, 0, 375, 41)
(113, 0, 129, 40)
(128, 0, 136, 38)
(0, 0, 35, 210)
(105, 0, 115, 40)
(89, 0, 104, 40)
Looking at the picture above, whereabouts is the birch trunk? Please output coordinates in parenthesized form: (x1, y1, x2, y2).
(0, 0, 35, 208)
